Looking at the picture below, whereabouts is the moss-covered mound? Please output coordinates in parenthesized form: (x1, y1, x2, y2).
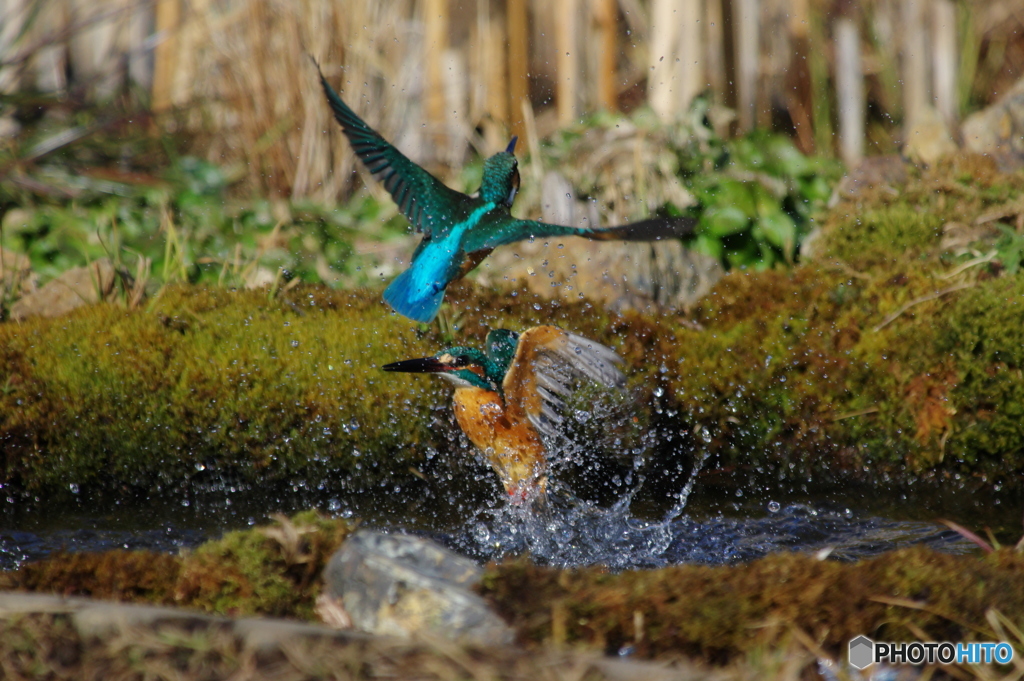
(2, 154, 1024, 497)
(481, 546, 1024, 662)
(2, 511, 352, 619)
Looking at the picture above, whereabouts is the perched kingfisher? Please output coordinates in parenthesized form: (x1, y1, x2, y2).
(383, 326, 625, 501)
(316, 64, 696, 323)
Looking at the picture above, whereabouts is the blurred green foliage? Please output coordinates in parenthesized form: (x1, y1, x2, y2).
(537, 102, 842, 271)
(0, 155, 411, 294)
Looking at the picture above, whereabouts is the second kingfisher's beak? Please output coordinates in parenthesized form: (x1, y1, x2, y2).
(382, 357, 449, 374)
(506, 136, 518, 154)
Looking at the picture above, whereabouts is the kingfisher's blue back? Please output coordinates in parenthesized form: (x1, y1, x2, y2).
(315, 61, 695, 323)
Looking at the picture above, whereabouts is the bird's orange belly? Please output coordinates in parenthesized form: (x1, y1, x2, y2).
(452, 387, 547, 497)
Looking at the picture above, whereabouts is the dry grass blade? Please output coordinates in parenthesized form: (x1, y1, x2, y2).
(938, 519, 995, 553)
(872, 283, 976, 332)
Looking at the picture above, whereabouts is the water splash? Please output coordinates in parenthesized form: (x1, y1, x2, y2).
(446, 442, 975, 569)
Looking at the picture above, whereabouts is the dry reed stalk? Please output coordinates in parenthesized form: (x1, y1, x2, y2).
(479, 9, 509, 151)
(647, 0, 680, 121)
(423, 0, 449, 148)
(31, 0, 69, 93)
(592, 0, 617, 110)
(556, 0, 580, 125)
(785, 0, 813, 152)
(835, 14, 864, 166)
(901, 0, 929, 131)
(68, 0, 126, 100)
(931, 0, 957, 123)
(734, 0, 759, 131)
(647, 0, 705, 120)
(151, 0, 178, 112)
(163, 0, 443, 202)
(507, 0, 529, 141)
(0, 0, 30, 93)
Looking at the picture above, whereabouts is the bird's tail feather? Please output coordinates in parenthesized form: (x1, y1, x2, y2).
(583, 216, 696, 242)
(383, 269, 445, 323)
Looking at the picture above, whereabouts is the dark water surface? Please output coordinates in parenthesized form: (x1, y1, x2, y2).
(2, 471, 1015, 571)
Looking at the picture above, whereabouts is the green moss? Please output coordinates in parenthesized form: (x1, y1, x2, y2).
(2, 511, 353, 619)
(935, 277, 1024, 472)
(0, 285, 442, 493)
(4, 155, 1024, 495)
(9, 550, 180, 604)
(175, 509, 352, 617)
(480, 546, 1024, 661)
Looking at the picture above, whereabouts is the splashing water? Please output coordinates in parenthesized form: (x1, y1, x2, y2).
(446, 440, 975, 568)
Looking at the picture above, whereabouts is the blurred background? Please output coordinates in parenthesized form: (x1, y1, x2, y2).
(1, 0, 1024, 310)
(1, 0, 1021, 201)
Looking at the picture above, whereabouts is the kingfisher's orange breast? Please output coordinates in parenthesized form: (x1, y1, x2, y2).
(451, 386, 547, 494)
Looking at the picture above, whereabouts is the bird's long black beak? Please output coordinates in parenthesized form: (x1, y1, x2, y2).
(506, 136, 518, 154)
(382, 357, 448, 374)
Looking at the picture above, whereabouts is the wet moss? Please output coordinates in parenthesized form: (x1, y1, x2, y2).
(10, 550, 180, 604)
(2, 154, 1024, 495)
(2, 511, 352, 619)
(479, 546, 1024, 662)
(174, 509, 352, 618)
(0, 285, 443, 494)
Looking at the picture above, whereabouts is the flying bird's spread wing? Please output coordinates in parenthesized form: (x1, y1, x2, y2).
(316, 64, 469, 237)
(503, 326, 625, 441)
(463, 216, 697, 252)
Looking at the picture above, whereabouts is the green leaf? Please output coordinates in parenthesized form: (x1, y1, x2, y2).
(798, 175, 832, 203)
(691, 234, 724, 260)
(699, 205, 750, 237)
(757, 211, 797, 255)
(697, 178, 757, 217)
(764, 136, 812, 176)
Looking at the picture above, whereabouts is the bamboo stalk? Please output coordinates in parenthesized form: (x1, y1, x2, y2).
(507, 0, 529, 140)
(835, 15, 864, 166)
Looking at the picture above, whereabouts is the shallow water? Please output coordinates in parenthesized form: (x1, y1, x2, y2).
(0, 470, 992, 572)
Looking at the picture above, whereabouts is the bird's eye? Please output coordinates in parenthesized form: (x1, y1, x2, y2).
(506, 168, 520, 207)
(452, 356, 469, 367)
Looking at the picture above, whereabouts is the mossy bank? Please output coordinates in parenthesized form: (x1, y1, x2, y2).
(3, 512, 1023, 674)
(3, 154, 1024, 500)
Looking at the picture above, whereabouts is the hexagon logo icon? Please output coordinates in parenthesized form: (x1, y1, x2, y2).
(849, 635, 875, 670)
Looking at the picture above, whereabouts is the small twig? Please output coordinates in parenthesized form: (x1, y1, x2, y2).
(831, 406, 879, 421)
(869, 595, 991, 637)
(825, 259, 873, 281)
(872, 282, 975, 332)
(939, 250, 998, 280)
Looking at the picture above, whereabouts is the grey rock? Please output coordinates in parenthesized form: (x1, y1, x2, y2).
(962, 76, 1024, 168)
(322, 530, 514, 646)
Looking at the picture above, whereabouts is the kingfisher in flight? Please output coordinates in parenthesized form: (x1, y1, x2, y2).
(383, 326, 625, 501)
(316, 63, 695, 323)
